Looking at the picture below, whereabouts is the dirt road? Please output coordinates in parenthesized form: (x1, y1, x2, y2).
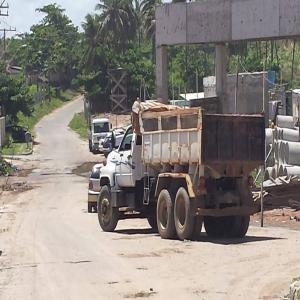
(1, 97, 300, 300)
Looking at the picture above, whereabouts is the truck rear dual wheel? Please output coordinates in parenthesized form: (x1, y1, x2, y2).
(157, 189, 176, 239)
(204, 216, 250, 238)
(174, 188, 195, 241)
(97, 185, 119, 232)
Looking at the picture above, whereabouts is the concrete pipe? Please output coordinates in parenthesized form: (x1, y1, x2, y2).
(276, 115, 295, 129)
(265, 128, 274, 145)
(274, 141, 279, 162)
(284, 165, 300, 176)
(278, 165, 288, 177)
(274, 127, 281, 141)
(279, 142, 286, 164)
(286, 141, 300, 165)
(265, 167, 276, 180)
(275, 140, 287, 164)
(281, 128, 300, 142)
(266, 143, 275, 167)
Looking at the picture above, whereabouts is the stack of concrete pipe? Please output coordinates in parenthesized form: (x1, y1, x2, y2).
(265, 115, 300, 180)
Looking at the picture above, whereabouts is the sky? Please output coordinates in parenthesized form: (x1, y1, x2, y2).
(2, 0, 98, 36)
(1, 0, 171, 37)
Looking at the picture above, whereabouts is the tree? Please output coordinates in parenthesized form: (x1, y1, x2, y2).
(96, 0, 136, 51)
(82, 14, 101, 69)
(0, 64, 32, 123)
(141, 0, 161, 40)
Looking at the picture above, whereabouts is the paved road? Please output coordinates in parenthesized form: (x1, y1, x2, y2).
(1, 97, 300, 300)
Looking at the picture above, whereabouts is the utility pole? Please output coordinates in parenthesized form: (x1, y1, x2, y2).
(0, 27, 15, 52)
(0, 1, 8, 16)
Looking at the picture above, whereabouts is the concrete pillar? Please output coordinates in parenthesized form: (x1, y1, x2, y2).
(215, 44, 227, 113)
(156, 45, 168, 103)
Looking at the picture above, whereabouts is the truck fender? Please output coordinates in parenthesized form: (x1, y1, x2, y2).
(155, 173, 195, 199)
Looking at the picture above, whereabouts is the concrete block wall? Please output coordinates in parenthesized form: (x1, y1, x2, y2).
(203, 72, 269, 116)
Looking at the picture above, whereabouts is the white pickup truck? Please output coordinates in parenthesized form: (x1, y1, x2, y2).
(97, 104, 265, 240)
(88, 117, 111, 154)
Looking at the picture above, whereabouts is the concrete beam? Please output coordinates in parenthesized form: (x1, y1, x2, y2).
(156, 0, 300, 46)
(215, 44, 227, 113)
(156, 45, 168, 103)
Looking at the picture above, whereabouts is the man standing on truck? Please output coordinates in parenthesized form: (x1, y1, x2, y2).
(132, 97, 141, 134)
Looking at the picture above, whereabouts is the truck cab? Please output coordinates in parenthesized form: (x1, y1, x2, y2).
(100, 126, 143, 188)
(88, 117, 111, 154)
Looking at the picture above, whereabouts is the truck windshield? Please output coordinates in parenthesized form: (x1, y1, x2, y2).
(93, 122, 109, 133)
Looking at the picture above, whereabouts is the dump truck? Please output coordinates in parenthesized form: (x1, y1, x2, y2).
(97, 102, 265, 240)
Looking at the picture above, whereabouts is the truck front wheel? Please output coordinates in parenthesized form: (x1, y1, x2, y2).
(157, 189, 176, 239)
(97, 186, 119, 232)
(174, 188, 195, 241)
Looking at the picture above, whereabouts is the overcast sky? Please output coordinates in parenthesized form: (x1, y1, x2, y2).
(1, 0, 171, 37)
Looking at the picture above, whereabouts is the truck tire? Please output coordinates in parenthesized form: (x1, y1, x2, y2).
(97, 186, 119, 232)
(227, 216, 250, 238)
(174, 187, 195, 241)
(88, 202, 93, 213)
(204, 216, 226, 238)
(192, 216, 203, 241)
(157, 189, 176, 239)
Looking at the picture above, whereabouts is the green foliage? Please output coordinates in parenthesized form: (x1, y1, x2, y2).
(0, 158, 12, 175)
(0, 65, 33, 123)
(8, 4, 80, 88)
(68, 112, 89, 140)
(1, 141, 32, 156)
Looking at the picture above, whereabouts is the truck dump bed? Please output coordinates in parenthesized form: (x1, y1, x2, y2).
(140, 107, 265, 177)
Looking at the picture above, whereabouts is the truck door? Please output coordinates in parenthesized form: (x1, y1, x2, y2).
(115, 127, 135, 187)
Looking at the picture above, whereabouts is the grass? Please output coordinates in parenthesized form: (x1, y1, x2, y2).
(1, 142, 32, 156)
(68, 112, 89, 140)
(1, 89, 80, 155)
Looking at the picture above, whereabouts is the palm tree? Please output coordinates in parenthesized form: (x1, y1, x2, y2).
(82, 14, 101, 69)
(141, 0, 161, 61)
(141, 0, 160, 40)
(95, 0, 136, 50)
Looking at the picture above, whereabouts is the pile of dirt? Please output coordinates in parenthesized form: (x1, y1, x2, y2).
(72, 162, 101, 177)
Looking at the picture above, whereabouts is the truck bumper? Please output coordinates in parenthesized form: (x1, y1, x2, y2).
(196, 206, 258, 217)
(88, 191, 99, 204)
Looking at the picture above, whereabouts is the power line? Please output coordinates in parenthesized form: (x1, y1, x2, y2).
(0, 26, 16, 52)
(0, 1, 8, 17)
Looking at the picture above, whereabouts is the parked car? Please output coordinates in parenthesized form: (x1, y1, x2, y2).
(88, 163, 103, 213)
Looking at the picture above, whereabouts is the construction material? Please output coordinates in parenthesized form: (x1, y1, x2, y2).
(279, 165, 300, 177)
(281, 128, 299, 142)
(286, 141, 300, 165)
(265, 128, 274, 145)
(276, 115, 295, 129)
(265, 167, 276, 180)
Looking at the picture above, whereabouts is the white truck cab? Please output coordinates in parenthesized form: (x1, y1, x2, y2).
(100, 126, 143, 188)
(89, 117, 111, 154)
